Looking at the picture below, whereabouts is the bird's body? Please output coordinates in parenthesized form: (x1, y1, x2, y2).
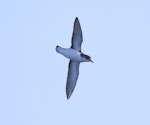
(56, 46, 90, 62)
(56, 17, 93, 99)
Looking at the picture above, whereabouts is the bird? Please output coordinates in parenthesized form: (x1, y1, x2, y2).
(56, 17, 93, 99)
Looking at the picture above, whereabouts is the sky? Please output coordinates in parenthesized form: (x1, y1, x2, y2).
(0, 0, 150, 125)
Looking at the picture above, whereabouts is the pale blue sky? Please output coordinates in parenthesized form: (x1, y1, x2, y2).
(0, 0, 150, 125)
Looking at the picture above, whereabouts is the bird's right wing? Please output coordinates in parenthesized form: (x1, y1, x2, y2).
(66, 60, 80, 99)
(71, 17, 83, 51)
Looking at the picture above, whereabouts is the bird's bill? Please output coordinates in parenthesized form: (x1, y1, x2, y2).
(89, 59, 94, 63)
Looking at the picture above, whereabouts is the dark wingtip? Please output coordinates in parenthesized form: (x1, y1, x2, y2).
(66, 92, 71, 100)
(75, 17, 79, 21)
(66, 89, 73, 100)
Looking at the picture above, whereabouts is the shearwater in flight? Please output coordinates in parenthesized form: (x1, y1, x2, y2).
(56, 17, 93, 99)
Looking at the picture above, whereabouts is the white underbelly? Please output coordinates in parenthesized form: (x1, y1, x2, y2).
(56, 47, 86, 62)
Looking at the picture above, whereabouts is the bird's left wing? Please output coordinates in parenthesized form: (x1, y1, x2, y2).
(66, 60, 80, 99)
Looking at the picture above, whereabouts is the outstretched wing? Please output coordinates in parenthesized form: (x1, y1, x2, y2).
(66, 61, 80, 99)
(71, 17, 83, 51)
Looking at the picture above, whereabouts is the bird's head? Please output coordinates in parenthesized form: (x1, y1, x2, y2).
(80, 53, 94, 63)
